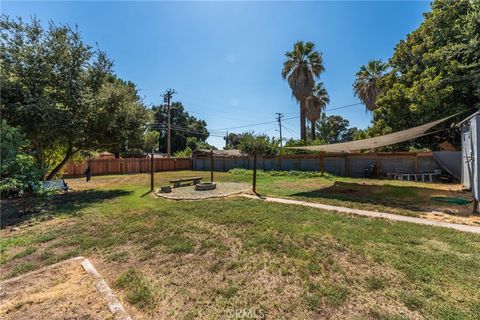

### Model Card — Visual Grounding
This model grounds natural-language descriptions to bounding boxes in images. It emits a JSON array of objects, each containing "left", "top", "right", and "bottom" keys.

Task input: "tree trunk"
[
  {"left": 311, "top": 120, "right": 316, "bottom": 141},
  {"left": 300, "top": 106, "right": 306, "bottom": 142},
  {"left": 45, "top": 143, "right": 74, "bottom": 180}
]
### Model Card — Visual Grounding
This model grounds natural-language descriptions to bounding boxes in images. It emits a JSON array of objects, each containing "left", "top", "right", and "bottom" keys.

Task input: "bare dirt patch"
[{"left": 0, "top": 258, "right": 121, "bottom": 320}]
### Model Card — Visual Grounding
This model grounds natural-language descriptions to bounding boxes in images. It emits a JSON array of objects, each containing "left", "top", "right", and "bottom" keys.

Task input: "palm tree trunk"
[
  {"left": 311, "top": 120, "right": 316, "bottom": 141},
  {"left": 300, "top": 106, "right": 306, "bottom": 141}
]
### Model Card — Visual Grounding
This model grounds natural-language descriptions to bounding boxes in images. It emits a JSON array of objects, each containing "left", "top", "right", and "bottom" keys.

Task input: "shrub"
[
  {"left": 229, "top": 168, "right": 331, "bottom": 179},
  {"left": 174, "top": 147, "right": 193, "bottom": 158},
  {"left": 1, "top": 121, "right": 42, "bottom": 196}
]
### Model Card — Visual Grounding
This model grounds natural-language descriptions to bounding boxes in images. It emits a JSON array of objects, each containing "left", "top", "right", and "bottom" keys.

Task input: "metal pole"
[
  {"left": 210, "top": 149, "right": 214, "bottom": 182},
  {"left": 150, "top": 148, "right": 154, "bottom": 191},
  {"left": 253, "top": 150, "right": 257, "bottom": 193}
]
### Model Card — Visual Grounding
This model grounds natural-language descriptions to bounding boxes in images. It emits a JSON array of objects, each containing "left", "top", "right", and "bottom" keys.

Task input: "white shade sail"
[{"left": 288, "top": 115, "right": 455, "bottom": 153}]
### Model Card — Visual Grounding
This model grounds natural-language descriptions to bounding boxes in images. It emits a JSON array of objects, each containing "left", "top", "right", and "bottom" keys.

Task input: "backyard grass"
[
  {"left": 65, "top": 169, "right": 475, "bottom": 221},
  {"left": 1, "top": 171, "right": 479, "bottom": 319}
]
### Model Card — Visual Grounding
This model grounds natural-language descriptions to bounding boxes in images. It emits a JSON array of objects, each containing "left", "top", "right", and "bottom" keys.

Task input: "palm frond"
[{"left": 353, "top": 59, "right": 388, "bottom": 111}]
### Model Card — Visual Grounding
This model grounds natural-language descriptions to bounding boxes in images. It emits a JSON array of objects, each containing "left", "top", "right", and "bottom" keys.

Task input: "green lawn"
[{"left": 1, "top": 171, "right": 479, "bottom": 319}]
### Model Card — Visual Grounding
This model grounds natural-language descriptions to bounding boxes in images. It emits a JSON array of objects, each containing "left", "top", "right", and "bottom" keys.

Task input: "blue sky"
[{"left": 3, "top": 1, "right": 431, "bottom": 148}]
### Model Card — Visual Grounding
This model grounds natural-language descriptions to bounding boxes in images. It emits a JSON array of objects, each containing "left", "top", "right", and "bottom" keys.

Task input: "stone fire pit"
[
  {"left": 155, "top": 182, "right": 249, "bottom": 200},
  {"left": 195, "top": 182, "right": 217, "bottom": 191}
]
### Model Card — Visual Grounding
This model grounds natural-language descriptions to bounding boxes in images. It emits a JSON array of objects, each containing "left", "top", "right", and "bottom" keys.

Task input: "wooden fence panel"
[{"left": 62, "top": 157, "right": 191, "bottom": 178}]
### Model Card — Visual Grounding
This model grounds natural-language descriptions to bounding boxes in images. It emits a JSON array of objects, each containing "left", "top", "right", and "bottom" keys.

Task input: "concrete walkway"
[{"left": 242, "top": 194, "right": 480, "bottom": 234}]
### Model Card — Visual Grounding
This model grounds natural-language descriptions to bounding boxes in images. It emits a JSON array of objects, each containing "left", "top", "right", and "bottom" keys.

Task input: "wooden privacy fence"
[{"left": 63, "top": 158, "right": 191, "bottom": 178}]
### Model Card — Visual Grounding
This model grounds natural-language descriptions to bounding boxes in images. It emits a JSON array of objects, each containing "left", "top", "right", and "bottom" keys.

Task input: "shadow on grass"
[
  {"left": 289, "top": 181, "right": 446, "bottom": 212},
  {"left": 1, "top": 189, "right": 132, "bottom": 229}
]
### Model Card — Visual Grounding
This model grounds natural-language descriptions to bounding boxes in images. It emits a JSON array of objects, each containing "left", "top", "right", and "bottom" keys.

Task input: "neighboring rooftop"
[{"left": 193, "top": 149, "right": 245, "bottom": 157}]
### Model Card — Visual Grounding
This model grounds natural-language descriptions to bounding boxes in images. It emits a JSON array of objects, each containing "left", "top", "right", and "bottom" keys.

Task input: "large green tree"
[
  {"left": 238, "top": 133, "right": 279, "bottom": 157},
  {"left": 152, "top": 102, "right": 209, "bottom": 154},
  {"left": 316, "top": 114, "right": 359, "bottom": 144},
  {"left": 282, "top": 41, "right": 325, "bottom": 141},
  {"left": 0, "top": 16, "right": 149, "bottom": 179},
  {"left": 371, "top": 0, "right": 480, "bottom": 149}
]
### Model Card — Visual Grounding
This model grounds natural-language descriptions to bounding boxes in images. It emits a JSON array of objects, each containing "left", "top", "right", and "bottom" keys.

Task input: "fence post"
[
  {"left": 320, "top": 156, "right": 324, "bottom": 176},
  {"left": 210, "top": 150, "right": 214, "bottom": 182},
  {"left": 414, "top": 154, "right": 419, "bottom": 173},
  {"left": 252, "top": 151, "right": 257, "bottom": 193},
  {"left": 150, "top": 150, "right": 154, "bottom": 191},
  {"left": 345, "top": 155, "right": 349, "bottom": 177},
  {"left": 376, "top": 154, "right": 381, "bottom": 177}
]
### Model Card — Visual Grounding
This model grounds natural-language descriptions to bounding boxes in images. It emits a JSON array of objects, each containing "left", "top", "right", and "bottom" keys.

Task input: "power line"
[
  {"left": 282, "top": 124, "right": 298, "bottom": 136},
  {"left": 211, "top": 119, "right": 280, "bottom": 131},
  {"left": 209, "top": 102, "right": 361, "bottom": 131},
  {"left": 326, "top": 102, "right": 362, "bottom": 112},
  {"left": 150, "top": 100, "right": 363, "bottom": 140},
  {"left": 148, "top": 123, "right": 225, "bottom": 138}
]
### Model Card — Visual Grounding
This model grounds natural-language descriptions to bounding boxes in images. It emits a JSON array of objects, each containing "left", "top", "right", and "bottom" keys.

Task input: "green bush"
[
  {"left": 229, "top": 168, "right": 330, "bottom": 179},
  {"left": 1, "top": 121, "right": 42, "bottom": 196},
  {"left": 174, "top": 147, "right": 193, "bottom": 158}
]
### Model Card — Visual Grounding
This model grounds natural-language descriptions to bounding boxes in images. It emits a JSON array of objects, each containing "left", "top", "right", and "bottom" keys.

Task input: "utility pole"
[
  {"left": 276, "top": 113, "right": 284, "bottom": 147},
  {"left": 150, "top": 147, "right": 154, "bottom": 192},
  {"left": 252, "top": 148, "right": 257, "bottom": 194},
  {"left": 163, "top": 89, "right": 176, "bottom": 157},
  {"left": 225, "top": 131, "right": 229, "bottom": 149}
]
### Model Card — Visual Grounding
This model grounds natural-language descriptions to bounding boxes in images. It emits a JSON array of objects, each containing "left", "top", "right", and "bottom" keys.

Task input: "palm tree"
[
  {"left": 353, "top": 60, "right": 388, "bottom": 112},
  {"left": 305, "top": 82, "right": 330, "bottom": 140},
  {"left": 282, "top": 41, "right": 324, "bottom": 141}
]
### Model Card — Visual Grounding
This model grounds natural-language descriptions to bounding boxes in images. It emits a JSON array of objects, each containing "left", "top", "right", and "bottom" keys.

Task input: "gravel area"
[{"left": 155, "top": 182, "right": 250, "bottom": 200}]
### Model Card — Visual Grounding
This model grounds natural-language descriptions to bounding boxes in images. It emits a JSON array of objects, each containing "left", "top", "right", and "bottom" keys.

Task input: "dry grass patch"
[{"left": 2, "top": 172, "right": 480, "bottom": 319}]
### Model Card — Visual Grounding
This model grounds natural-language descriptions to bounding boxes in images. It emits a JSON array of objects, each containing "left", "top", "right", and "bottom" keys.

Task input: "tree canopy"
[
  {"left": 152, "top": 102, "right": 209, "bottom": 154},
  {"left": 369, "top": 0, "right": 480, "bottom": 149},
  {"left": 316, "top": 114, "right": 360, "bottom": 144},
  {"left": 0, "top": 16, "right": 150, "bottom": 179},
  {"left": 238, "top": 133, "right": 280, "bottom": 157}
]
